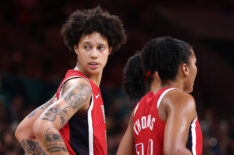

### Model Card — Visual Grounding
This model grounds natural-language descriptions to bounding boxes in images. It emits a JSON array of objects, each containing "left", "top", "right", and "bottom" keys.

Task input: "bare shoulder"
[
  {"left": 60, "top": 77, "right": 92, "bottom": 112},
  {"left": 163, "top": 89, "right": 196, "bottom": 117},
  {"left": 61, "top": 77, "right": 92, "bottom": 94}
]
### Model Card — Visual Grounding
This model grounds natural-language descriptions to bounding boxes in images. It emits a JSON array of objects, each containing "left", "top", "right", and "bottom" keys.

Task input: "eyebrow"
[{"left": 83, "top": 41, "right": 106, "bottom": 45}]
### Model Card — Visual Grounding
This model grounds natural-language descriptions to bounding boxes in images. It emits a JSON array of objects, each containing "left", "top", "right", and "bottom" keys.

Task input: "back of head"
[
  {"left": 142, "top": 36, "right": 192, "bottom": 83},
  {"left": 124, "top": 36, "right": 193, "bottom": 104},
  {"left": 61, "top": 6, "right": 127, "bottom": 53},
  {"left": 124, "top": 54, "right": 146, "bottom": 104}
]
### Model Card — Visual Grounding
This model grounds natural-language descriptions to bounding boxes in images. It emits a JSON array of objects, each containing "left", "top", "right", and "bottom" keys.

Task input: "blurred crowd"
[{"left": 0, "top": 0, "right": 233, "bottom": 155}]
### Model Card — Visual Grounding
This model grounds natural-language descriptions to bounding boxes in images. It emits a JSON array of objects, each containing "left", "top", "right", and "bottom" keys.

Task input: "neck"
[
  {"left": 150, "top": 77, "right": 161, "bottom": 93},
  {"left": 74, "top": 65, "right": 102, "bottom": 87},
  {"left": 160, "top": 78, "right": 184, "bottom": 91},
  {"left": 89, "top": 74, "right": 102, "bottom": 86},
  {"left": 151, "top": 75, "right": 184, "bottom": 93}
]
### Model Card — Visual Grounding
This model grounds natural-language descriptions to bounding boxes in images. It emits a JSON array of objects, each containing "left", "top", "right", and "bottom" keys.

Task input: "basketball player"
[
  {"left": 15, "top": 6, "right": 126, "bottom": 155},
  {"left": 117, "top": 37, "right": 202, "bottom": 155}
]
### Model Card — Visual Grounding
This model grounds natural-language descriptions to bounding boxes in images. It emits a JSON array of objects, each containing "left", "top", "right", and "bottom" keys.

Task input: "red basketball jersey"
[
  {"left": 133, "top": 87, "right": 203, "bottom": 155},
  {"left": 55, "top": 70, "right": 107, "bottom": 155}
]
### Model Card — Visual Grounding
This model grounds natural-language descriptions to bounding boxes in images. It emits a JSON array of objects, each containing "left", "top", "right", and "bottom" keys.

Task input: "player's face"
[
  {"left": 184, "top": 50, "right": 197, "bottom": 93},
  {"left": 74, "top": 32, "right": 111, "bottom": 76}
]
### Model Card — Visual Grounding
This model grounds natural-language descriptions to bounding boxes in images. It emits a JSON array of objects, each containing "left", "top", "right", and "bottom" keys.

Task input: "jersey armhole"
[
  {"left": 157, "top": 88, "right": 177, "bottom": 109},
  {"left": 59, "top": 76, "right": 92, "bottom": 98},
  {"left": 133, "top": 102, "right": 140, "bottom": 116}
]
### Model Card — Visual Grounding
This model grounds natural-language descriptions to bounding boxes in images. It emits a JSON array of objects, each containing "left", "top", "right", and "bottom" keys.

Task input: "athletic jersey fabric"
[
  {"left": 133, "top": 87, "right": 203, "bottom": 155},
  {"left": 55, "top": 70, "right": 107, "bottom": 155}
]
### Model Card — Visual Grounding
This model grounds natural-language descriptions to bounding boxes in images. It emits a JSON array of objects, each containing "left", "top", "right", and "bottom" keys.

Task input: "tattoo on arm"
[
  {"left": 21, "top": 139, "right": 46, "bottom": 155},
  {"left": 44, "top": 127, "right": 68, "bottom": 153},
  {"left": 41, "top": 105, "right": 60, "bottom": 121},
  {"left": 28, "top": 96, "right": 56, "bottom": 119},
  {"left": 40, "top": 105, "right": 69, "bottom": 127},
  {"left": 64, "top": 83, "right": 91, "bottom": 110},
  {"left": 40, "top": 83, "right": 91, "bottom": 127}
]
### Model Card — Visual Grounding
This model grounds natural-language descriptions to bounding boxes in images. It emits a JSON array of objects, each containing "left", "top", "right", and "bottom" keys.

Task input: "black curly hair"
[
  {"left": 124, "top": 36, "right": 193, "bottom": 103},
  {"left": 61, "top": 6, "right": 127, "bottom": 52}
]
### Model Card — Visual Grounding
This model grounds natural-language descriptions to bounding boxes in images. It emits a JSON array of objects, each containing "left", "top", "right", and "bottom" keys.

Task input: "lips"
[{"left": 88, "top": 62, "right": 100, "bottom": 69}]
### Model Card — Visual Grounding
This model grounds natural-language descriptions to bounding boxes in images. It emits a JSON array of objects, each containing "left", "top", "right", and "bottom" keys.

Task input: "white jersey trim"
[
  {"left": 134, "top": 102, "right": 140, "bottom": 116},
  {"left": 88, "top": 96, "right": 94, "bottom": 155},
  {"left": 157, "top": 88, "right": 176, "bottom": 109},
  {"left": 191, "top": 116, "right": 197, "bottom": 155}
]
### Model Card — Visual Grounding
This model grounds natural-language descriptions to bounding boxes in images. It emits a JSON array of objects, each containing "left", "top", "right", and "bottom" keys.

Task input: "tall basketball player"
[
  {"left": 15, "top": 6, "right": 127, "bottom": 155},
  {"left": 117, "top": 37, "right": 202, "bottom": 155}
]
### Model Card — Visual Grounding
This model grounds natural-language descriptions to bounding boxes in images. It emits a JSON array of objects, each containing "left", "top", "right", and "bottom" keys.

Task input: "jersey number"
[{"left": 136, "top": 139, "right": 153, "bottom": 155}]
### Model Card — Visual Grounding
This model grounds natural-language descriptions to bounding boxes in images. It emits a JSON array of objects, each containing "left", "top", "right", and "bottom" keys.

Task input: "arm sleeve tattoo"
[
  {"left": 43, "top": 127, "right": 68, "bottom": 153},
  {"left": 35, "top": 82, "right": 91, "bottom": 154},
  {"left": 21, "top": 139, "right": 46, "bottom": 155},
  {"left": 28, "top": 95, "right": 56, "bottom": 119},
  {"left": 40, "top": 83, "right": 91, "bottom": 128}
]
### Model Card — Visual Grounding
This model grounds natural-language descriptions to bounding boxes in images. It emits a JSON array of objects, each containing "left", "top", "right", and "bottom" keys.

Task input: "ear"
[
  {"left": 153, "top": 71, "right": 160, "bottom": 80},
  {"left": 108, "top": 47, "right": 112, "bottom": 54},
  {"left": 181, "top": 63, "right": 189, "bottom": 77},
  {"left": 74, "top": 44, "right": 79, "bottom": 55}
]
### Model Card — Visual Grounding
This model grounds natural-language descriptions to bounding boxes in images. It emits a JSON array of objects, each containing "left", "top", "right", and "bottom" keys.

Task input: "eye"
[
  {"left": 97, "top": 46, "right": 105, "bottom": 51},
  {"left": 84, "top": 45, "right": 90, "bottom": 50}
]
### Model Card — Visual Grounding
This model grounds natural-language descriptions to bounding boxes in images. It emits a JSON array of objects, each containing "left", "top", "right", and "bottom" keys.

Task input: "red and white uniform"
[
  {"left": 133, "top": 87, "right": 203, "bottom": 155},
  {"left": 55, "top": 70, "right": 107, "bottom": 155}
]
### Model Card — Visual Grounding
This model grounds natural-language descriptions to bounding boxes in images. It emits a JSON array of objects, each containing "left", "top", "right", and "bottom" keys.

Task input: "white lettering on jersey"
[
  {"left": 142, "top": 116, "right": 146, "bottom": 129},
  {"left": 134, "top": 114, "right": 155, "bottom": 135}
]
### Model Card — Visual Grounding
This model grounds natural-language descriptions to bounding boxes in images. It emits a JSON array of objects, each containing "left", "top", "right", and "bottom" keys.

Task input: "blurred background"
[{"left": 0, "top": 0, "right": 233, "bottom": 154}]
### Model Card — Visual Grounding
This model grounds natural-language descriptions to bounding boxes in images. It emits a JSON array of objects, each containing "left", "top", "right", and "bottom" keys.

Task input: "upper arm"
[
  {"left": 163, "top": 91, "right": 196, "bottom": 154},
  {"left": 117, "top": 111, "right": 135, "bottom": 155},
  {"left": 36, "top": 78, "right": 92, "bottom": 130}
]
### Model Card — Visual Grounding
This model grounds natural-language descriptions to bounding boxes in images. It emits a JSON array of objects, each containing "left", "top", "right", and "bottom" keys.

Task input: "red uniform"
[
  {"left": 133, "top": 87, "right": 203, "bottom": 155},
  {"left": 55, "top": 70, "right": 107, "bottom": 155}
]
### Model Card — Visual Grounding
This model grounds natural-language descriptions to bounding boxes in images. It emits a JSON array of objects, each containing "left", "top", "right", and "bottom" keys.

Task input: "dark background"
[{"left": 0, "top": 0, "right": 233, "bottom": 154}]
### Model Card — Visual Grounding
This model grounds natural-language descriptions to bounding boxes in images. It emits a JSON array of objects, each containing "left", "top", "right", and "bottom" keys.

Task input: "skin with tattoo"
[
  {"left": 32, "top": 78, "right": 92, "bottom": 154},
  {"left": 20, "top": 139, "right": 46, "bottom": 155},
  {"left": 44, "top": 127, "right": 68, "bottom": 153},
  {"left": 28, "top": 96, "right": 56, "bottom": 119},
  {"left": 15, "top": 96, "right": 55, "bottom": 154},
  {"left": 16, "top": 79, "right": 92, "bottom": 154}
]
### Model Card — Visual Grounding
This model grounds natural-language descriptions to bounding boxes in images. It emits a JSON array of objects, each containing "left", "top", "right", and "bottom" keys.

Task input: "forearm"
[
  {"left": 15, "top": 95, "right": 55, "bottom": 142},
  {"left": 117, "top": 112, "right": 135, "bottom": 155},
  {"left": 35, "top": 126, "right": 69, "bottom": 155},
  {"left": 20, "top": 139, "right": 46, "bottom": 155}
]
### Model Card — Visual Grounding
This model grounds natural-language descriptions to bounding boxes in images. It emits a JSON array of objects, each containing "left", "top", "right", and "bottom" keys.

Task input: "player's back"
[
  {"left": 133, "top": 87, "right": 203, "bottom": 155},
  {"left": 133, "top": 88, "right": 171, "bottom": 155}
]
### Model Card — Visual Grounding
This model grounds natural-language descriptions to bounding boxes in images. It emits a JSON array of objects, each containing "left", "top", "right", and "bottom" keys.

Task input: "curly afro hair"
[{"left": 61, "top": 6, "right": 127, "bottom": 52}]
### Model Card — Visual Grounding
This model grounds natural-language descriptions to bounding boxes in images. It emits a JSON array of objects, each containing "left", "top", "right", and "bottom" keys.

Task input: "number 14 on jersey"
[{"left": 136, "top": 139, "right": 153, "bottom": 155}]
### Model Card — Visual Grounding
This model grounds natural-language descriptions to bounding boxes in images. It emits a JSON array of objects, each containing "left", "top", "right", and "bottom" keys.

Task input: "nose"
[{"left": 90, "top": 48, "right": 98, "bottom": 59}]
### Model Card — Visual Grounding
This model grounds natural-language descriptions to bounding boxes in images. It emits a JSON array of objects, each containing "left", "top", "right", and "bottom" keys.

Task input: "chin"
[{"left": 88, "top": 69, "right": 102, "bottom": 75}]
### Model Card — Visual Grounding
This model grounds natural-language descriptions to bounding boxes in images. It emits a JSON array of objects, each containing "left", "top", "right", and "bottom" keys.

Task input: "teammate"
[
  {"left": 117, "top": 36, "right": 202, "bottom": 155},
  {"left": 15, "top": 6, "right": 126, "bottom": 155}
]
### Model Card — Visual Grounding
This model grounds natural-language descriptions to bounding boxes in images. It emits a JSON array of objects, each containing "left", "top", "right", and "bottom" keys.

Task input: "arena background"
[{"left": 0, "top": 0, "right": 233, "bottom": 154}]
